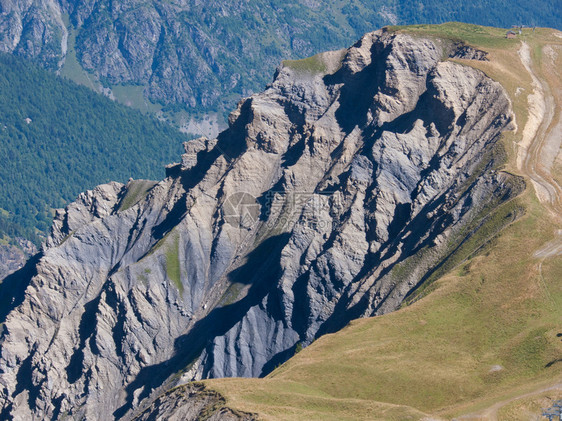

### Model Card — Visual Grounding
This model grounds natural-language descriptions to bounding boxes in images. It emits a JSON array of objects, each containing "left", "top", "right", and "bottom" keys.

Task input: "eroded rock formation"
[{"left": 0, "top": 30, "right": 523, "bottom": 420}]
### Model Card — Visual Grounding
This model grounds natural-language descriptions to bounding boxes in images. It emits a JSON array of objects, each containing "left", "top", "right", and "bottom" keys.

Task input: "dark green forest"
[{"left": 0, "top": 53, "right": 187, "bottom": 245}]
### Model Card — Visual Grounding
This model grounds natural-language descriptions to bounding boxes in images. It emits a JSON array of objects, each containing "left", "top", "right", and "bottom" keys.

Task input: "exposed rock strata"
[
  {"left": 0, "top": 0, "right": 68, "bottom": 70},
  {"left": 450, "top": 43, "right": 489, "bottom": 61},
  {"left": 0, "top": 238, "right": 37, "bottom": 281},
  {"left": 0, "top": 31, "right": 522, "bottom": 420},
  {"left": 133, "top": 383, "right": 257, "bottom": 421}
]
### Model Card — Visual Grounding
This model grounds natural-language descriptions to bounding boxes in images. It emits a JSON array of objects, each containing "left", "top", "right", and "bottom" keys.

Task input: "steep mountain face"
[
  {"left": 0, "top": 0, "right": 67, "bottom": 70},
  {"left": 0, "top": 30, "right": 523, "bottom": 420},
  {"left": 0, "top": 239, "right": 37, "bottom": 281},
  {"left": 133, "top": 383, "right": 257, "bottom": 421},
  {"left": 0, "top": 0, "right": 559, "bottom": 117}
]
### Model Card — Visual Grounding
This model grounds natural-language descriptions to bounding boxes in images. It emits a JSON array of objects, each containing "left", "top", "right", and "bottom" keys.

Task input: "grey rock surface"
[
  {"left": 0, "top": 31, "right": 522, "bottom": 420},
  {"left": 0, "top": 0, "right": 68, "bottom": 70},
  {"left": 0, "top": 238, "right": 37, "bottom": 281},
  {"left": 132, "top": 383, "right": 257, "bottom": 421},
  {"left": 1, "top": 0, "right": 555, "bottom": 118}
]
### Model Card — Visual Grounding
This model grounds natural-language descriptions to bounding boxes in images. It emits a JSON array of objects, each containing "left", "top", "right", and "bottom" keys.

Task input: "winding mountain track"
[
  {"left": 454, "top": 382, "right": 562, "bottom": 421},
  {"left": 518, "top": 42, "right": 562, "bottom": 259},
  {"left": 454, "top": 39, "right": 562, "bottom": 421}
]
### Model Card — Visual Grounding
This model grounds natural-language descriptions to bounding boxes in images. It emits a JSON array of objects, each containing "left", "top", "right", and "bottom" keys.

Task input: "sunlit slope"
[{"left": 204, "top": 24, "right": 562, "bottom": 420}]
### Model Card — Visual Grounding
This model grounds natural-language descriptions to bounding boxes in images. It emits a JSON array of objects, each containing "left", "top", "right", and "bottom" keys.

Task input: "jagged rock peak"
[{"left": 0, "top": 30, "right": 522, "bottom": 420}]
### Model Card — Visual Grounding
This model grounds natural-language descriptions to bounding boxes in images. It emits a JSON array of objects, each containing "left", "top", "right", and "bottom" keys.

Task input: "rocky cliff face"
[
  {"left": 0, "top": 31, "right": 522, "bottom": 420},
  {"left": 0, "top": 0, "right": 67, "bottom": 70},
  {"left": 133, "top": 383, "right": 257, "bottom": 421},
  {"left": 0, "top": 239, "right": 37, "bottom": 282}
]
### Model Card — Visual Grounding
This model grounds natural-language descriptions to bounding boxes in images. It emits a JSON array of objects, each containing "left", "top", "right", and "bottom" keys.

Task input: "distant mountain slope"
[
  {"left": 0, "top": 52, "right": 187, "bottom": 245},
  {"left": 0, "top": 0, "right": 559, "bottom": 125}
]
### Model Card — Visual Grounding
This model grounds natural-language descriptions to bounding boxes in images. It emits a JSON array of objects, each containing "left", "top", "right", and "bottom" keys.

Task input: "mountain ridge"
[
  {"left": 0, "top": 25, "right": 538, "bottom": 420},
  {"left": 204, "top": 24, "right": 562, "bottom": 420}
]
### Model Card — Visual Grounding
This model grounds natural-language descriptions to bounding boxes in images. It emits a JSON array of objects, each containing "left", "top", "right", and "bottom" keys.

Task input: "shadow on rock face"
[
  {"left": 113, "top": 233, "right": 291, "bottom": 419},
  {"left": 324, "top": 41, "right": 389, "bottom": 134},
  {"left": 0, "top": 252, "right": 41, "bottom": 325}
]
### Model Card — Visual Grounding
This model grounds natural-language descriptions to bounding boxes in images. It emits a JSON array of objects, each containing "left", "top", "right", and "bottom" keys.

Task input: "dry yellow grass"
[{"left": 496, "top": 386, "right": 562, "bottom": 420}]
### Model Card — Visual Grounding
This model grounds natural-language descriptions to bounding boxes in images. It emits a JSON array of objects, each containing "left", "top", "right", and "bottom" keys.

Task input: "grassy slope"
[
  {"left": 203, "top": 24, "right": 562, "bottom": 420},
  {"left": 59, "top": 25, "right": 98, "bottom": 91},
  {"left": 118, "top": 180, "right": 158, "bottom": 212}
]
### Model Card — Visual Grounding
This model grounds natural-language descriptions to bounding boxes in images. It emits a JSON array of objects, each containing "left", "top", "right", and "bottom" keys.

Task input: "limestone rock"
[
  {"left": 133, "top": 383, "right": 257, "bottom": 421},
  {"left": 0, "top": 31, "right": 522, "bottom": 420},
  {"left": 0, "top": 238, "right": 37, "bottom": 281}
]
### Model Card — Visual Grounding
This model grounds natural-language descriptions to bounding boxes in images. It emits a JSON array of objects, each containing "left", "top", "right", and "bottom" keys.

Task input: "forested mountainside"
[
  {"left": 0, "top": 0, "right": 559, "bottom": 123},
  {"left": 0, "top": 25, "right": 537, "bottom": 420},
  {"left": 0, "top": 52, "right": 187, "bottom": 247}
]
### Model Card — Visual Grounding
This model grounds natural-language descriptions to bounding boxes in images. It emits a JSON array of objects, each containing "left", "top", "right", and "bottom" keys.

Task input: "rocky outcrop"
[
  {"left": 0, "top": 0, "right": 68, "bottom": 70},
  {"left": 0, "top": 30, "right": 522, "bottom": 420},
  {"left": 133, "top": 383, "right": 257, "bottom": 421},
  {"left": 45, "top": 181, "right": 125, "bottom": 248},
  {"left": 0, "top": 239, "right": 37, "bottom": 281},
  {"left": 450, "top": 43, "right": 489, "bottom": 61}
]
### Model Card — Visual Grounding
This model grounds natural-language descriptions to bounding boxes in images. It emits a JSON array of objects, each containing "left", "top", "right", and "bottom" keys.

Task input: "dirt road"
[
  {"left": 454, "top": 40, "right": 562, "bottom": 421},
  {"left": 518, "top": 42, "right": 562, "bottom": 259},
  {"left": 454, "top": 382, "right": 562, "bottom": 421}
]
